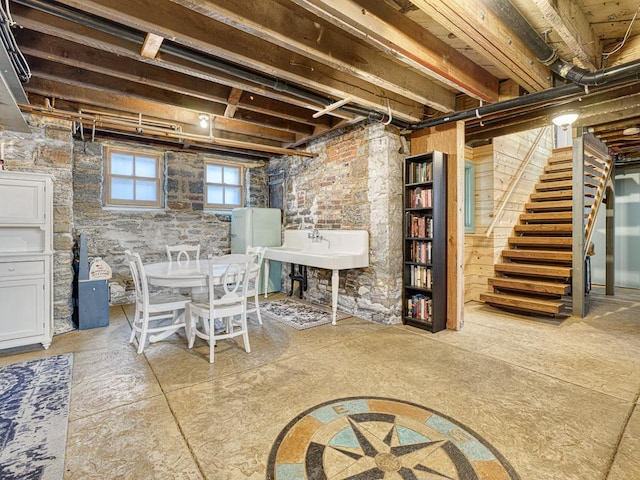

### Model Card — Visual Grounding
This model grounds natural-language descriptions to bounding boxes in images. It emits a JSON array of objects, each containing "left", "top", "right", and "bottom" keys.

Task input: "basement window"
[
  {"left": 465, "top": 161, "right": 475, "bottom": 234},
  {"left": 104, "top": 148, "right": 163, "bottom": 208},
  {"left": 204, "top": 161, "right": 244, "bottom": 209}
]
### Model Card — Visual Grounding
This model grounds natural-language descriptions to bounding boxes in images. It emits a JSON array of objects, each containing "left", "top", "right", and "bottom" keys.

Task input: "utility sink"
[
  {"left": 263, "top": 229, "right": 369, "bottom": 325},
  {"left": 264, "top": 229, "right": 369, "bottom": 270}
]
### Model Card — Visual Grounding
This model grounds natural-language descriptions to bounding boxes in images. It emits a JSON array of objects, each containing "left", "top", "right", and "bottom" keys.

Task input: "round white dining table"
[
  {"left": 143, "top": 257, "right": 248, "bottom": 343},
  {"left": 144, "top": 258, "right": 244, "bottom": 288}
]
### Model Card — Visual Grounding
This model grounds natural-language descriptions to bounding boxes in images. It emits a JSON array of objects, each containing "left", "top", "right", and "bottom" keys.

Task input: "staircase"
[{"left": 480, "top": 143, "right": 612, "bottom": 316}]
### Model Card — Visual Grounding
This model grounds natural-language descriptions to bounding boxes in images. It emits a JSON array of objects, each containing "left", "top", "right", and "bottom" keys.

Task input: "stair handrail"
[
  {"left": 485, "top": 126, "right": 549, "bottom": 237},
  {"left": 582, "top": 136, "right": 613, "bottom": 258}
]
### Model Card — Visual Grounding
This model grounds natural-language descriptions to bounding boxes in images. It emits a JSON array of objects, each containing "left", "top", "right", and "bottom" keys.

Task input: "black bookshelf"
[{"left": 402, "top": 151, "right": 447, "bottom": 332}]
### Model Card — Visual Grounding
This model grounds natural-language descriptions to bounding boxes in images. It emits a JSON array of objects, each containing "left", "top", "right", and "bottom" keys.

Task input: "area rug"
[
  {"left": 259, "top": 297, "right": 351, "bottom": 330},
  {"left": 0, "top": 354, "right": 74, "bottom": 480}
]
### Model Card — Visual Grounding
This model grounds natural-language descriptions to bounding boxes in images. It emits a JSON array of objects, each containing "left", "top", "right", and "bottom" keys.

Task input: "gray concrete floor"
[{"left": 1, "top": 287, "right": 639, "bottom": 479}]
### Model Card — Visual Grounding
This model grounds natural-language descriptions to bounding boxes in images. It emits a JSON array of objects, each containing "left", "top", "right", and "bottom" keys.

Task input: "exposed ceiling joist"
[
  {"left": 4, "top": 0, "right": 640, "bottom": 159},
  {"left": 528, "top": 0, "right": 600, "bottom": 70},
  {"left": 170, "top": 0, "right": 457, "bottom": 113},
  {"left": 13, "top": 5, "right": 356, "bottom": 121},
  {"left": 289, "top": 0, "right": 499, "bottom": 103},
  {"left": 42, "top": 0, "right": 426, "bottom": 122},
  {"left": 410, "top": 0, "right": 551, "bottom": 92}
]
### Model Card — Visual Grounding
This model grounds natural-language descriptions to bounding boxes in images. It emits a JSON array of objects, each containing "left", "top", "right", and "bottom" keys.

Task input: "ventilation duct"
[
  {"left": 0, "top": 5, "right": 30, "bottom": 132},
  {"left": 0, "top": 40, "right": 29, "bottom": 132}
]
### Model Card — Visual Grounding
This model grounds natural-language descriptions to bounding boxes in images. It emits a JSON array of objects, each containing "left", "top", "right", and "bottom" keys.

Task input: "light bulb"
[
  {"left": 551, "top": 111, "right": 579, "bottom": 129},
  {"left": 198, "top": 114, "right": 208, "bottom": 129}
]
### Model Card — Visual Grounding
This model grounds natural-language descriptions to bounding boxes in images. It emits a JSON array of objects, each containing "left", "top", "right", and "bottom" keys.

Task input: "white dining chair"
[
  {"left": 245, "top": 246, "right": 266, "bottom": 324},
  {"left": 166, "top": 244, "right": 201, "bottom": 263},
  {"left": 124, "top": 250, "right": 191, "bottom": 354},
  {"left": 186, "top": 253, "right": 255, "bottom": 363}
]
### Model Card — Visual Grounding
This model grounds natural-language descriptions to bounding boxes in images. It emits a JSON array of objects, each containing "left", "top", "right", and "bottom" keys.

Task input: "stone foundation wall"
[
  {"left": 2, "top": 114, "right": 404, "bottom": 330},
  {"left": 268, "top": 122, "right": 404, "bottom": 324},
  {"left": 73, "top": 143, "right": 268, "bottom": 306},
  {"left": 2, "top": 114, "right": 268, "bottom": 333},
  {"left": 0, "top": 115, "right": 75, "bottom": 333}
]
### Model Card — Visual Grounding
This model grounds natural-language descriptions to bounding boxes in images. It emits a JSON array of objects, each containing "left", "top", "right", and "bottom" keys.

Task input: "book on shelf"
[
  {"left": 409, "top": 265, "right": 432, "bottom": 289},
  {"left": 407, "top": 294, "right": 433, "bottom": 321},
  {"left": 408, "top": 162, "right": 433, "bottom": 184},
  {"left": 410, "top": 241, "right": 432, "bottom": 264},
  {"left": 409, "top": 187, "right": 432, "bottom": 208},
  {"left": 406, "top": 214, "right": 433, "bottom": 238}
]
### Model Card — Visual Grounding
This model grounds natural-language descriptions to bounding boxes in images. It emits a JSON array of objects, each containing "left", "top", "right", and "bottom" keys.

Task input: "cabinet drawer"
[{"left": 0, "top": 260, "right": 45, "bottom": 277}]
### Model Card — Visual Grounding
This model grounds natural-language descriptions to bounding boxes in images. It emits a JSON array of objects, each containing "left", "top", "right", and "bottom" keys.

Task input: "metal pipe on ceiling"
[
  {"left": 484, "top": 0, "right": 640, "bottom": 86},
  {"left": 12, "top": 0, "right": 640, "bottom": 135},
  {"left": 12, "top": 0, "right": 375, "bottom": 119},
  {"left": 406, "top": 0, "right": 640, "bottom": 131}
]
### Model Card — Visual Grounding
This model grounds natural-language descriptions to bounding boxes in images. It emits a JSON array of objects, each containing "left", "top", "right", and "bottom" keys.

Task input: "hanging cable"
[
  {"left": 602, "top": 4, "right": 640, "bottom": 60},
  {"left": 0, "top": 1, "right": 31, "bottom": 82},
  {"left": 3, "top": 0, "right": 14, "bottom": 25},
  {"left": 382, "top": 98, "right": 392, "bottom": 126}
]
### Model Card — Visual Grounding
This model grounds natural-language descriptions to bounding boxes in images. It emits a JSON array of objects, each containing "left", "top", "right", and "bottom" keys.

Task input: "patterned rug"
[
  {"left": 0, "top": 354, "right": 74, "bottom": 480},
  {"left": 259, "top": 297, "right": 351, "bottom": 330}
]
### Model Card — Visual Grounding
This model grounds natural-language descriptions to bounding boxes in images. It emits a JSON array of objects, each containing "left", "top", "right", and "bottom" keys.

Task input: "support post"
[
  {"left": 605, "top": 187, "right": 615, "bottom": 295},
  {"left": 572, "top": 128, "right": 585, "bottom": 317}
]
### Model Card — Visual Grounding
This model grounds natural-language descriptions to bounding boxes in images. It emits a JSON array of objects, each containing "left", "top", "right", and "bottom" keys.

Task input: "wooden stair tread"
[
  {"left": 520, "top": 212, "right": 573, "bottom": 223},
  {"left": 536, "top": 180, "right": 598, "bottom": 191},
  {"left": 544, "top": 163, "right": 572, "bottom": 173},
  {"left": 495, "top": 263, "right": 572, "bottom": 278},
  {"left": 488, "top": 277, "right": 570, "bottom": 295},
  {"left": 480, "top": 292, "right": 565, "bottom": 315},
  {"left": 540, "top": 172, "right": 572, "bottom": 182},
  {"left": 514, "top": 224, "right": 573, "bottom": 234},
  {"left": 549, "top": 147, "right": 572, "bottom": 161},
  {"left": 502, "top": 248, "right": 572, "bottom": 262},
  {"left": 530, "top": 190, "right": 594, "bottom": 200},
  {"left": 509, "top": 237, "right": 572, "bottom": 247},
  {"left": 525, "top": 200, "right": 573, "bottom": 211}
]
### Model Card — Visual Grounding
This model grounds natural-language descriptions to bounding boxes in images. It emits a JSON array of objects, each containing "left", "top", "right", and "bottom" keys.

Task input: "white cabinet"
[{"left": 0, "top": 172, "right": 53, "bottom": 350}]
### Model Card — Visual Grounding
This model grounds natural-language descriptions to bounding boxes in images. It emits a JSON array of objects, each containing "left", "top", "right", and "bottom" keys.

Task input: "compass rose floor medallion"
[{"left": 267, "top": 397, "right": 519, "bottom": 480}]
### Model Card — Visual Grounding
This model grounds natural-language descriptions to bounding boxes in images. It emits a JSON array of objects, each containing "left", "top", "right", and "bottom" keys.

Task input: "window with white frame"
[
  {"left": 104, "top": 148, "right": 163, "bottom": 207},
  {"left": 204, "top": 162, "right": 244, "bottom": 209}
]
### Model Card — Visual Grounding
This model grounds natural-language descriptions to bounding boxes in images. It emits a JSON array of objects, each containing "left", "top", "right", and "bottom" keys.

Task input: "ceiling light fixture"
[
  {"left": 551, "top": 111, "right": 579, "bottom": 130},
  {"left": 623, "top": 126, "right": 640, "bottom": 135},
  {"left": 198, "top": 113, "right": 209, "bottom": 129}
]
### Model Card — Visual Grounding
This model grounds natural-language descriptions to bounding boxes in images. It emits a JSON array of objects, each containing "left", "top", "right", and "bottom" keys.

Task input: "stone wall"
[
  {"left": 0, "top": 115, "right": 75, "bottom": 333},
  {"left": 2, "top": 114, "right": 417, "bottom": 328},
  {"left": 268, "top": 122, "right": 404, "bottom": 324},
  {"left": 73, "top": 142, "right": 268, "bottom": 305},
  {"left": 2, "top": 114, "right": 268, "bottom": 333}
]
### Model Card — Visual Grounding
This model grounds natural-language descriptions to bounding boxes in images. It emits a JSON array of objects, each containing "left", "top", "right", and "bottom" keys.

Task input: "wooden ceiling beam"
[
  {"left": 410, "top": 0, "right": 551, "bottom": 92},
  {"left": 45, "top": 0, "right": 427, "bottom": 122},
  {"left": 529, "top": 0, "right": 599, "bottom": 70},
  {"left": 24, "top": 74, "right": 302, "bottom": 144},
  {"left": 289, "top": 0, "right": 498, "bottom": 103},
  {"left": 24, "top": 46, "right": 318, "bottom": 137},
  {"left": 12, "top": 5, "right": 355, "bottom": 122},
  {"left": 21, "top": 35, "right": 329, "bottom": 132},
  {"left": 169, "top": 0, "right": 457, "bottom": 112}
]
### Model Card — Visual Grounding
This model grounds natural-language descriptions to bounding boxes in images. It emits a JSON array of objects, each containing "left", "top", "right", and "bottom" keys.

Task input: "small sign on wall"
[{"left": 89, "top": 257, "right": 112, "bottom": 280}]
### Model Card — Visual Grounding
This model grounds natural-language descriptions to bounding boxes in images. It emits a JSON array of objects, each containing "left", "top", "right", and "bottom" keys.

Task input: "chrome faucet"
[{"left": 308, "top": 228, "right": 323, "bottom": 242}]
